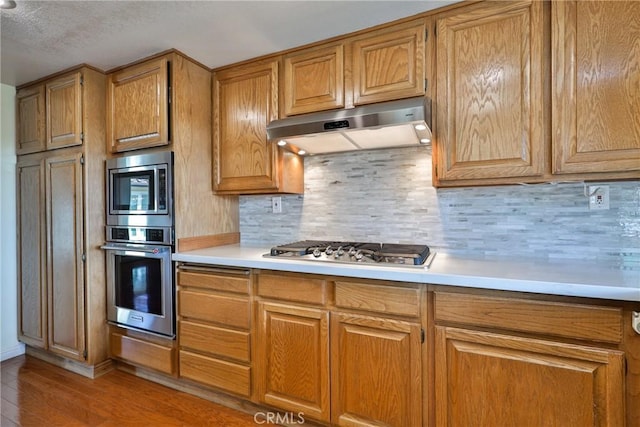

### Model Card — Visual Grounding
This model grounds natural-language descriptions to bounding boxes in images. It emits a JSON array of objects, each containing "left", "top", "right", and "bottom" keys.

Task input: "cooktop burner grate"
[{"left": 268, "top": 240, "right": 432, "bottom": 267}]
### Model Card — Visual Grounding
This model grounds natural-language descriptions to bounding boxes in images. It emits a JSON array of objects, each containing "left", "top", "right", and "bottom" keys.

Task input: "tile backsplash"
[{"left": 240, "top": 146, "right": 640, "bottom": 269}]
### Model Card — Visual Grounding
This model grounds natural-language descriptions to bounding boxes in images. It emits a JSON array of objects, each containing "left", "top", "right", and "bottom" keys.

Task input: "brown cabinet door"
[
  {"left": 213, "top": 59, "right": 281, "bottom": 193},
  {"left": 351, "top": 20, "right": 426, "bottom": 106},
  {"left": 434, "top": 326, "right": 625, "bottom": 427},
  {"left": 16, "top": 85, "right": 46, "bottom": 154},
  {"left": 107, "top": 57, "right": 169, "bottom": 152},
  {"left": 435, "top": 1, "right": 545, "bottom": 182},
  {"left": 46, "top": 72, "right": 83, "bottom": 150},
  {"left": 282, "top": 43, "right": 345, "bottom": 116},
  {"left": 45, "top": 152, "right": 85, "bottom": 361},
  {"left": 256, "top": 301, "right": 330, "bottom": 422},
  {"left": 16, "top": 156, "right": 47, "bottom": 348},
  {"left": 552, "top": 1, "right": 640, "bottom": 174},
  {"left": 331, "top": 312, "right": 422, "bottom": 427}
]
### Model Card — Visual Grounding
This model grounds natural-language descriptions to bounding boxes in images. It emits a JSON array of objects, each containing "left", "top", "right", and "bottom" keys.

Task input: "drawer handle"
[{"left": 178, "top": 264, "right": 250, "bottom": 275}]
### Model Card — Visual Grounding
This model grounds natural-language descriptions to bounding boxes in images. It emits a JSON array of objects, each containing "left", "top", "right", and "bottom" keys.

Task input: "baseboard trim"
[
  {"left": 113, "top": 361, "right": 324, "bottom": 426},
  {"left": 1, "top": 343, "right": 25, "bottom": 362},
  {"left": 25, "top": 346, "right": 114, "bottom": 378}
]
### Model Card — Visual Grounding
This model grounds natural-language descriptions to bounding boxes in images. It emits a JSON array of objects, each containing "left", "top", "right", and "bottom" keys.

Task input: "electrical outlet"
[
  {"left": 588, "top": 185, "right": 610, "bottom": 210},
  {"left": 271, "top": 196, "right": 282, "bottom": 213}
]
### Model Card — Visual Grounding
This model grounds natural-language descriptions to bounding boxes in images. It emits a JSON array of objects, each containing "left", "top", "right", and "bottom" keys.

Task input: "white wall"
[{"left": 1, "top": 83, "right": 25, "bottom": 360}]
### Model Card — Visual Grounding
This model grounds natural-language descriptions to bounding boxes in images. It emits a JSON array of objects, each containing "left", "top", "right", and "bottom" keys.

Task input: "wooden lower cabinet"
[
  {"left": 256, "top": 301, "right": 331, "bottom": 422},
  {"left": 434, "top": 326, "right": 625, "bottom": 427},
  {"left": 177, "top": 267, "right": 253, "bottom": 397},
  {"left": 171, "top": 269, "right": 638, "bottom": 427},
  {"left": 331, "top": 312, "right": 422, "bottom": 427},
  {"left": 255, "top": 273, "right": 423, "bottom": 426},
  {"left": 109, "top": 329, "right": 176, "bottom": 375},
  {"left": 431, "top": 290, "right": 634, "bottom": 427}
]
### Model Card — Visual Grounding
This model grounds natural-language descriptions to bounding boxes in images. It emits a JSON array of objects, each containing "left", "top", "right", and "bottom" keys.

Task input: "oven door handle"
[{"left": 100, "top": 244, "right": 165, "bottom": 254}]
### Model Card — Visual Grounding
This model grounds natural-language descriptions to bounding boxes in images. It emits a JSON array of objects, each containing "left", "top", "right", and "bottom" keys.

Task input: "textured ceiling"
[{"left": 0, "top": 0, "right": 458, "bottom": 87}]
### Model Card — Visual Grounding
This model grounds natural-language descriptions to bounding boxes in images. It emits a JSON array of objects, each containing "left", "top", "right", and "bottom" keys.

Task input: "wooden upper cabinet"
[
  {"left": 435, "top": 0, "right": 545, "bottom": 183},
  {"left": 213, "top": 58, "right": 303, "bottom": 194},
  {"left": 351, "top": 19, "right": 426, "bottom": 106},
  {"left": 16, "top": 85, "right": 46, "bottom": 154},
  {"left": 46, "top": 72, "right": 83, "bottom": 150},
  {"left": 552, "top": 1, "right": 640, "bottom": 174},
  {"left": 282, "top": 43, "right": 345, "bottom": 116},
  {"left": 107, "top": 57, "right": 169, "bottom": 153},
  {"left": 17, "top": 71, "right": 83, "bottom": 154},
  {"left": 434, "top": 326, "right": 625, "bottom": 427}
]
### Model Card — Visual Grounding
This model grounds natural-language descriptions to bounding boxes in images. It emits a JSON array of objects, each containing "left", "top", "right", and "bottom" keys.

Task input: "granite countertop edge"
[{"left": 172, "top": 244, "right": 640, "bottom": 302}]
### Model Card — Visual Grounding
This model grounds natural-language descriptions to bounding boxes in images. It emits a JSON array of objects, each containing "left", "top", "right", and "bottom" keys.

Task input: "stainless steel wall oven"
[{"left": 102, "top": 151, "right": 175, "bottom": 337}]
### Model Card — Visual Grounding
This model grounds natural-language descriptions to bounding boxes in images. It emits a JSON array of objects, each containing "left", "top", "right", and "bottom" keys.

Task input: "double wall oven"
[{"left": 102, "top": 151, "right": 175, "bottom": 337}]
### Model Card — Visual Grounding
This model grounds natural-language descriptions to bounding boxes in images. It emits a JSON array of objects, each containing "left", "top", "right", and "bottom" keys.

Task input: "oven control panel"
[{"left": 107, "top": 226, "right": 173, "bottom": 246}]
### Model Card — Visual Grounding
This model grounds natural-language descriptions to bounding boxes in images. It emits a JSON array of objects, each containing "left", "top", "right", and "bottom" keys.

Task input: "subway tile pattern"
[{"left": 240, "top": 147, "right": 640, "bottom": 270}]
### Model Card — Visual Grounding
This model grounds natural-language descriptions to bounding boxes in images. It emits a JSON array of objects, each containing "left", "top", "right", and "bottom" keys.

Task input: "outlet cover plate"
[{"left": 588, "top": 185, "right": 610, "bottom": 210}]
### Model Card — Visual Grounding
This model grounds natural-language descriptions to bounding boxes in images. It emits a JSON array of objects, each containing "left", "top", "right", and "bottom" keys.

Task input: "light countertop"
[{"left": 173, "top": 244, "right": 640, "bottom": 302}]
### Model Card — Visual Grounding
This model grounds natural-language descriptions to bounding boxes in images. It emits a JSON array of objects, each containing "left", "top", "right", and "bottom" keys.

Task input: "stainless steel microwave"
[{"left": 106, "top": 151, "right": 174, "bottom": 228}]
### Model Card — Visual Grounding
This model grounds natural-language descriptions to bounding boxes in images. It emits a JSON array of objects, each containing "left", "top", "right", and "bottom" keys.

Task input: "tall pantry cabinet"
[{"left": 15, "top": 66, "right": 110, "bottom": 376}]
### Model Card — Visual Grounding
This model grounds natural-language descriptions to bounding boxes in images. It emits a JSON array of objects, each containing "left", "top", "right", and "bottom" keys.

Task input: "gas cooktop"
[{"left": 265, "top": 240, "right": 435, "bottom": 268}]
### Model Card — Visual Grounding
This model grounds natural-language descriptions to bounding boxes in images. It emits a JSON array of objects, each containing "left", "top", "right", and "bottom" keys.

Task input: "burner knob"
[
  {"left": 354, "top": 250, "right": 364, "bottom": 261},
  {"left": 312, "top": 248, "right": 322, "bottom": 258},
  {"left": 336, "top": 246, "right": 344, "bottom": 256},
  {"left": 348, "top": 246, "right": 356, "bottom": 256},
  {"left": 325, "top": 246, "right": 333, "bottom": 256}
]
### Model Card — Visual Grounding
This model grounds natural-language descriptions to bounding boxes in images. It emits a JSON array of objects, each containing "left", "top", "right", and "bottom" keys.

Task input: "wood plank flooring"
[{"left": 1, "top": 355, "right": 257, "bottom": 426}]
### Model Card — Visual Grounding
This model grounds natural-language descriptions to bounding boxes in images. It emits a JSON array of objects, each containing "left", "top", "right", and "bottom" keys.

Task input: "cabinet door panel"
[
  {"left": 107, "top": 58, "right": 169, "bottom": 152},
  {"left": 16, "top": 157, "right": 47, "bottom": 348},
  {"left": 283, "top": 44, "right": 344, "bottom": 115},
  {"left": 352, "top": 20, "right": 426, "bottom": 105},
  {"left": 331, "top": 313, "right": 422, "bottom": 427},
  {"left": 46, "top": 72, "right": 83, "bottom": 150},
  {"left": 16, "top": 85, "right": 46, "bottom": 154},
  {"left": 214, "top": 60, "right": 280, "bottom": 193},
  {"left": 257, "top": 302, "right": 330, "bottom": 422},
  {"left": 46, "top": 152, "right": 85, "bottom": 361},
  {"left": 435, "top": 326, "right": 625, "bottom": 427},
  {"left": 553, "top": 1, "right": 640, "bottom": 173},
  {"left": 436, "top": 1, "right": 544, "bottom": 181}
]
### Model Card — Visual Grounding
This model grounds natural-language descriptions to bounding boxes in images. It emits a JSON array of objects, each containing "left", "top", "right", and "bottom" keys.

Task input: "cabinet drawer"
[
  {"left": 180, "top": 350, "right": 251, "bottom": 397},
  {"left": 434, "top": 292, "right": 623, "bottom": 344},
  {"left": 179, "top": 320, "right": 250, "bottom": 363},
  {"left": 110, "top": 332, "right": 175, "bottom": 374},
  {"left": 178, "top": 290, "right": 250, "bottom": 329},
  {"left": 335, "top": 281, "right": 421, "bottom": 317},
  {"left": 258, "top": 273, "right": 328, "bottom": 305},
  {"left": 178, "top": 270, "right": 249, "bottom": 295}
]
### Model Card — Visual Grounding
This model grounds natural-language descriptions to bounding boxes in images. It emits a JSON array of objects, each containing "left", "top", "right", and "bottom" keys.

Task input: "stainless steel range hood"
[{"left": 266, "top": 96, "right": 432, "bottom": 155}]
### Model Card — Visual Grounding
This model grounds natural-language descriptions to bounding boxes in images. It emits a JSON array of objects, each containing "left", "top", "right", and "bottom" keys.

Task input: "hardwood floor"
[{"left": 1, "top": 355, "right": 257, "bottom": 426}]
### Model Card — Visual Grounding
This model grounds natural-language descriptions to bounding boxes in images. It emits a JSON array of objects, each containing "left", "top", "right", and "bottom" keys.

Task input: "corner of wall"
[{"left": 1, "top": 83, "right": 25, "bottom": 360}]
